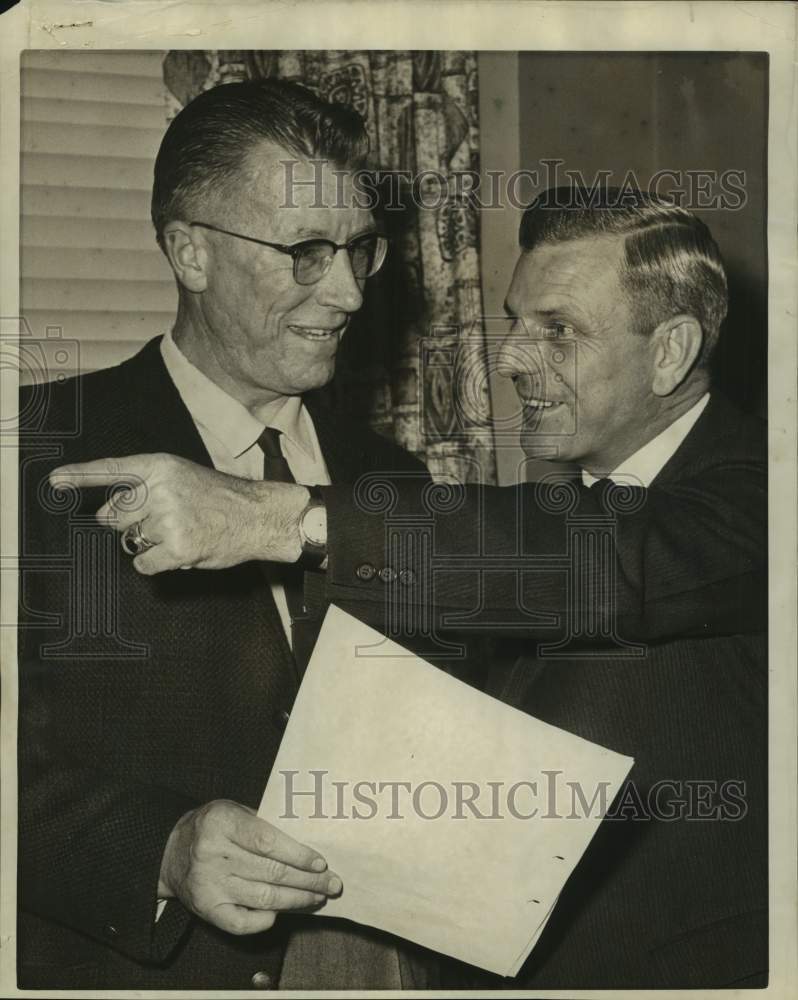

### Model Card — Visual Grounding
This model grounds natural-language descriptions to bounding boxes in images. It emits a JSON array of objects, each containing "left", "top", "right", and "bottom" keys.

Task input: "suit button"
[
  {"left": 251, "top": 970, "right": 274, "bottom": 989},
  {"left": 106, "top": 924, "right": 118, "bottom": 937},
  {"left": 399, "top": 568, "right": 416, "bottom": 586},
  {"left": 274, "top": 708, "right": 290, "bottom": 730},
  {"left": 379, "top": 566, "right": 397, "bottom": 584},
  {"left": 356, "top": 562, "right": 376, "bottom": 581}
]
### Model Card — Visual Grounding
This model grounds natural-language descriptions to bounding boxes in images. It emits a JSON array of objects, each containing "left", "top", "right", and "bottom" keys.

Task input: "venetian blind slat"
[
  {"left": 22, "top": 50, "right": 166, "bottom": 78},
  {"left": 22, "top": 185, "right": 152, "bottom": 221},
  {"left": 22, "top": 96, "right": 169, "bottom": 130},
  {"left": 22, "top": 216, "right": 159, "bottom": 253},
  {"left": 23, "top": 310, "right": 174, "bottom": 344},
  {"left": 23, "top": 279, "right": 176, "bottom": 314},
  {"left": 23, "top": 121, "right": 164, "bottom": 160},
  {"left": 21, "top": 67, "right": 166, "bottom": 106},
  {"left": 22, "top": 152, "right": 154, "bottom": 192},
  {"left": 23, "top": 247, "right": 172, "bottom": 283}
]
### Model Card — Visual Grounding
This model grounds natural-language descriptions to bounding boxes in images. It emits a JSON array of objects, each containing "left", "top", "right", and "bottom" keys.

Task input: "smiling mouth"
[
  {"left": 287, "top": 325, "right": 345, "bottom": 342},
  {"left": 520, "top": 397, "right": 564, "bottom": 410}
]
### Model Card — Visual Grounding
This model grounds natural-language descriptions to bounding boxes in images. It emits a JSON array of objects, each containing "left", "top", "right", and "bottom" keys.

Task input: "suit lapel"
[
  {"left": 120, "top": 337, "right": 296, "bottom": 644},
  {"left": 119, "top": 351, "right": 362, "bottom": 673},
  {"left": 125, "top": 337, "right": 214, "bottom": 468},
  {"left": 654, "top": 392, "right": 738, "bottom": 486},
  {"left": 305, "top": 394, "right": 367, "bottom": 483}
]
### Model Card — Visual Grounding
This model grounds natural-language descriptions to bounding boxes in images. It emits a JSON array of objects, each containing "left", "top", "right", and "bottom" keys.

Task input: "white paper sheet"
[{"left": 258, "top": 606, "right": 634, "bottom": 977}]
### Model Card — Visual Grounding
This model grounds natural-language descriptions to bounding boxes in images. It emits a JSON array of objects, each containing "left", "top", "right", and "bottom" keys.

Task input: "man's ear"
[
  {"left": 650, "top": 315, "right": 704, "bottom": 396},
  {"left": 162, "top": 222, "right": 208, "bottom": 293}
]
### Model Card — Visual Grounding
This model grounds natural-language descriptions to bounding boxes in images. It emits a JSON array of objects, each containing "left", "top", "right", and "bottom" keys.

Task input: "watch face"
[{"left": 302, "top": 506, "right": 327, "bottom": 547}]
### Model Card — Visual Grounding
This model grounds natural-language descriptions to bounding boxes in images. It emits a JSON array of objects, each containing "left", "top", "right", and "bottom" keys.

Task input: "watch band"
[{"left": 297, "top": 484, "right": 327, "bottom": 571}]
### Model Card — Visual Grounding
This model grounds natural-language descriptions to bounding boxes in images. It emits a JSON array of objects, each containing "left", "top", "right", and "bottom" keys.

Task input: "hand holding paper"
[
  {"left": 259, "top": 607, "right": 634, "bottom": 976},
  {"left": 157, "top": 799, "right": 343, "bottom": 935}
]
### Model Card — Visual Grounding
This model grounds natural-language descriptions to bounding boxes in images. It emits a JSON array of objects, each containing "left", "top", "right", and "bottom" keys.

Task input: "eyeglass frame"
[{"left": 188, "top": 221, "right": 388, "bottom": 286}]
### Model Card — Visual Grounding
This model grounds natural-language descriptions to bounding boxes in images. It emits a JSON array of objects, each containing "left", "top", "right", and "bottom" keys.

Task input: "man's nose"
[
  {"left": 315, "top": 249, "right": 365, "bottom": 313},
  {"left": 496, "top": 328, "right": 545, "bottom": 380},
  {"left": 496, "top": 332, "right": 518, "bottom": 379}
]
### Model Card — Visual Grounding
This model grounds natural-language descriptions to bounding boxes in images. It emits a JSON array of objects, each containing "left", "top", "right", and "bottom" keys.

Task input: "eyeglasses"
[{"left": 189, "top": 222, "right": 388, "bottom": 286}]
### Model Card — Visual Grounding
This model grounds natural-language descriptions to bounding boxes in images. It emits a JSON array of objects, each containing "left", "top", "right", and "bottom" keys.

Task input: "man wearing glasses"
[{"left": 17, "top": 79, "right": 433, "bottom": 990}]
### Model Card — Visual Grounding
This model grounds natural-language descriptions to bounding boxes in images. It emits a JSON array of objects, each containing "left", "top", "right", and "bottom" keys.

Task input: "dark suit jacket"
[
  {"left": 323, "top": 393, "right": 768, "bottom": 989},
  {"left": 17, "top": 336, "right": 428, "bottom": 990}
]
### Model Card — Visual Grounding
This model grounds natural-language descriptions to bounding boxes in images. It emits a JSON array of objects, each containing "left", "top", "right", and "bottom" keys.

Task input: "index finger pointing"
[
  {"left": 232, "top": 814, "right": 327, "bottom": 873},
  {"left": 50, "top": 456, "right": 151, "bottom": 488}
]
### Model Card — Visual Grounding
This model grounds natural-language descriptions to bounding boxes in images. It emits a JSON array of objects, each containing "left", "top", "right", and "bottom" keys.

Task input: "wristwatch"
[{"left": 297, "top": 485, "right": 327, "bottom": 570}]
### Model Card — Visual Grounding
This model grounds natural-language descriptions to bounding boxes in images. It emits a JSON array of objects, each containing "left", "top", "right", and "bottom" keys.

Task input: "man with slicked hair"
[
  {"left": 18, "top": 78, "right": 437, "bottom": 990},
  {"left": 59, "top": 188, "right": 768, "bottom": 988}
]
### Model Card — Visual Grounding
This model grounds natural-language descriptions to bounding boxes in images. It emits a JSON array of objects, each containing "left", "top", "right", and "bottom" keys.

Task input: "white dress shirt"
[
  {"left": 581, "top": 393, "right": 710, "bottom": 489},
  {"left": 160, "top": 329, "right": 331, "bottom": 644}
]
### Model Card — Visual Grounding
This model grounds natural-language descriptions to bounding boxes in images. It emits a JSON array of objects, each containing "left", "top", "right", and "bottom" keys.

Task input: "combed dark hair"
[
  {"left": 519, "top": 187, "right": 728, "bottom": 367},
  {"left": 151, "top": 78, "right": 369, "bottom": 249}
]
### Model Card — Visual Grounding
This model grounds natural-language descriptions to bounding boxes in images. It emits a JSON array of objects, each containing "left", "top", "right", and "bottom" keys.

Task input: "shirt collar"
[
  {"left": 160, "top": 330, "right": 313, "bottom": 460},
  {"left": 582, "top": 392, "right": 710, "bottom": 489}
]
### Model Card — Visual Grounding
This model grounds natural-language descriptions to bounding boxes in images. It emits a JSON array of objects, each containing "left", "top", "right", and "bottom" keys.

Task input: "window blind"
[{"left": 20, "top": 50, "right": 174, "bottom": 381}]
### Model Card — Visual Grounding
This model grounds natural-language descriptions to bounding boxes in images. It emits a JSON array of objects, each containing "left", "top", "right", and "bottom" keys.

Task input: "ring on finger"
[{"left": 121, "top": 521, "right": 155, "bottom": 556}]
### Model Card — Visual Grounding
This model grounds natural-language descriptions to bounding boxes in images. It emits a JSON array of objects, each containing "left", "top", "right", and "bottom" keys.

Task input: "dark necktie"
[
  {"left": 258, "top": 425, "right": 294, "bottom": 486},
  {"left": 256, "top": 426, "right": 323, "bottom": 675}
]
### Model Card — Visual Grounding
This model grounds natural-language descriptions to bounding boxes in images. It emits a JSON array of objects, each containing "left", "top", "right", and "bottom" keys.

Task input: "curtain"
[{"left": 162, "top": 49, "right": 496, "bottom": 486}]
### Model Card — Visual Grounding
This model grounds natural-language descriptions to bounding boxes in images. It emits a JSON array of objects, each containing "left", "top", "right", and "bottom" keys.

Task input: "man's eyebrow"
[
  {"left": 290, "top": 226, "right": 328, "bottom": 240},
  {"left": 531, "top": 307, "right": 582, "bottom": 324},
  {"left": 287, "top": 224, "right": 378, "bottom": 242},
  {"left": 503, "top": 304, "right": 569, "bottom": 321}
]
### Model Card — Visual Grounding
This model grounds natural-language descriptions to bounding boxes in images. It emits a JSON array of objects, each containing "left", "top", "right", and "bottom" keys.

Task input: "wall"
[{"left": 476, "top": 52, "right": 525, "bottom": 484}]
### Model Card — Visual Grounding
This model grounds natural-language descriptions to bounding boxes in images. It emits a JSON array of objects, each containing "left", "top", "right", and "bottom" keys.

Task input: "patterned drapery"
[{"left": 162, "top": 50, "right": 496, "bottom": 485}]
